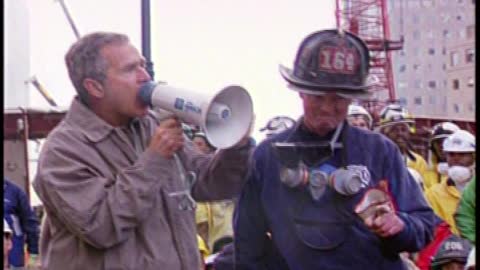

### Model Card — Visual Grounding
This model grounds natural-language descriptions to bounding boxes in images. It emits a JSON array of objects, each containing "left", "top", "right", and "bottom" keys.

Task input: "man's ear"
[{"left": 83, "top": 78, "right": 104, "bottom": 98}]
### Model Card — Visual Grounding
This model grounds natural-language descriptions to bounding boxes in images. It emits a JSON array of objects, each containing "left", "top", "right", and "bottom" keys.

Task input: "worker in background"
[
  {"left": 234, "top": 29, "right": 436, "bottom": 270},
  {"left": 348, "top": 105, "right": 423, "bottom": 190},
  {"left": 3, "top": 178, "right": 40, "bottom": 270},
  {"left": 424, "top": 122, "right": 460, "bottom": 190},
  {"left": 425, "top": 130, "right": 476, "bottom": 235},
  {"left": 198, "top": 234, "right": 210, "bottom": 269},
  {"left": 346, "top": 103, "right": 373, "bottom": 130},
  {"left": 375, "top": 104, "right": 428, "bottom": 190},
  {"left": 430, "top": 235, "right": 472, "bottom": 270},
  {"left": 32, "top": 32, "right": 253, "bottom": 270},
  {"left": 454, "top": 175, "right": 475, "bottom": 245},
  {"left": 192, "top": 132, "right": 236, "bottom": 251}
]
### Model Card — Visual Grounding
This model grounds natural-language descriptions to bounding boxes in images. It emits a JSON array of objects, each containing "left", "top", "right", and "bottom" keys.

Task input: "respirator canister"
[{"left": 280, "top": 163, "right": 370, "bottom": 200}]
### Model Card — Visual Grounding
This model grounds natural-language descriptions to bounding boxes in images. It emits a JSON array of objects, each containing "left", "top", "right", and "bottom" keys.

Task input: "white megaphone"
[{"left": 139, "top": 81, "right": 253, "bottom": 149}]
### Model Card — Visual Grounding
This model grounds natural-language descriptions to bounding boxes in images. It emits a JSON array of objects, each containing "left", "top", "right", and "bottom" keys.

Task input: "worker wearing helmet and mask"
[
  {"left": 423, "top": 122, "right": 460, "bottom": 190},
  {"left": 375, "top": 104, "right": 428, "bottom": 191},
  {"left": 425, "top": 129, "right": 475, "bottom": 235},
  {"left": 234, "top": 29, "right": 436, "bottom": 270},
  {"left": 347, "top": 104, "right": 373, "bottom": 130}
]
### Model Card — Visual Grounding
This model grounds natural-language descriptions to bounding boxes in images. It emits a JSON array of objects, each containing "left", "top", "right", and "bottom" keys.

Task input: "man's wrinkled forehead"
[{"left": 101, "top": 42, "right": 144, "bottom": 67}]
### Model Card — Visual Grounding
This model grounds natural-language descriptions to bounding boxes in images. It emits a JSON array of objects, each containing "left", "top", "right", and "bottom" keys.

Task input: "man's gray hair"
[{"left": 65, "top": 32, "right": 129, "bottom": 105}]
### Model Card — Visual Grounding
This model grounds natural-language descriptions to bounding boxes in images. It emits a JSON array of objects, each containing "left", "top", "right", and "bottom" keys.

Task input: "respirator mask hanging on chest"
[{"left": 272, "top": 122, "right": 370, "bottom": 200}]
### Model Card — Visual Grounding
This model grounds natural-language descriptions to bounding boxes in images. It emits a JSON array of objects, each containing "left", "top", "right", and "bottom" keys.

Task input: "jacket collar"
[
  {"left": 64, "top": 97, "right": 116, "bottom": 143},
  {"left": 290, "top": 117, "right": 348, "bottom": 142}
]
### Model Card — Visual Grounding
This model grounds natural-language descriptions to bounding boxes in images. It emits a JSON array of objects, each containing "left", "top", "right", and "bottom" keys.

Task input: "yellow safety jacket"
[
  {"left": 424, "top": 179, "right": 461, "bottom": 235},
  {"left": 405, "top": 150, "right": 429, "bottom": 192},
  {"left": 423, "top": 154, "right": 448, "bottom": 190},
  {"left": 195, "top": 201, "right": 235, "bottom": 250}
]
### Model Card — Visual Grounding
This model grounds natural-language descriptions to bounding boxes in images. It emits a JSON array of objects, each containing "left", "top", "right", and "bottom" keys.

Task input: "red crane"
[
  {"left": 335, "top": 0, "right": 475, "bottom": 158},
  {"left": 335, "top": 0, "right": 403, "bottom": 122}
]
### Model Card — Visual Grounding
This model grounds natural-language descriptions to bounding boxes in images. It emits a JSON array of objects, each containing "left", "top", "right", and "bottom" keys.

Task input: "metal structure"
[
  {"left": 4, "top": 108, "right": 67, "bottom": 197},
  {"left": 335, "top": 0, "right": 403, "bottom": 122},
  {"left": 56, "top": 0, "right": 81, "bottom": 39},
  {"left": 141, "top": 0, "right": 155, "bottom": 80},
  {"left": 335, "top": 0, "right": 475, "bottom": 159}
]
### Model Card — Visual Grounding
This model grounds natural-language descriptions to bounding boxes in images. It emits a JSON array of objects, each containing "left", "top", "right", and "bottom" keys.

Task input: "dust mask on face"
[
  {"left": 448, "top": 166, "right": 473, "bottom": 188},
  {"left": 437, "top": 162, "right": 449, "bottom": 175}
]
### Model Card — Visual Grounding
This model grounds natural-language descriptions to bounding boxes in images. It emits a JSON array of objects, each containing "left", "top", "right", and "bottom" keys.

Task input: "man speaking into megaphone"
[{"left": 33, "top": 32, "right": 254, "bottom": 270}]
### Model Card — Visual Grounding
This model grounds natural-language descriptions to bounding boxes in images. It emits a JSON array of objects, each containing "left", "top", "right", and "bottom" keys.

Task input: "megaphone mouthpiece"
[
  {"left": 208, "top": 102, "right": 231, "bottom": 122},
  {"left": 138, "top": 81, "right": 156, "bottom": 106}
]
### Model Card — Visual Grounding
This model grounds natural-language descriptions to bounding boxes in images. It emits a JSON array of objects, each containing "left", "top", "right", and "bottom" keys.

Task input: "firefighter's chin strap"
[{"left": 168, "top": 153, "right": 197, "bottom": 211}]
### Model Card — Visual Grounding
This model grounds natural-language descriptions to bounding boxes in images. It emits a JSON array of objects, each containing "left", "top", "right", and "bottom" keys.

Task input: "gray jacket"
[{"left": 33, "top": 98, "right": 251, "bottom": 270}]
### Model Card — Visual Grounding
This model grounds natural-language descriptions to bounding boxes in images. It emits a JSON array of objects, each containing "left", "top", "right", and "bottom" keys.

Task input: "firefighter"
[
  {"left": 192, "top": 131, "right": 235, "bottom": 251},
  {"left": 376, "top": 104, "right": 429, "bottom": 190},
  {"left": 234, "top": 29, "right": 436, "bottom": 270},
  {"left": 430, "top": 235, "right": 472, "bottom": 270},
  {"left": 347, "top": 104, "right": 373, "bottom": 130},
  {"left": 425, "top": 129, "right": 476, "bottom": 235},
  {"left": 424, "top": 122, "right": 460, "bottom": 190}
]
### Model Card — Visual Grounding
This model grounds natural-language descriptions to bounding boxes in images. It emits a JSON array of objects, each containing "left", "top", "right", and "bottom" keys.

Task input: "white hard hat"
[
  {"left": 376, "top": 104, "right": 414, "bottom": 130},
  {"left": 443, "top": 130, "right": 475, "bottom": 153},
  {"left": 4, "top": 219, "right": 12, "bottom": 234},
  {"left": 431, "top": 122, "right": 460, "bottom": 141},
  {"left": 347, "top": 104, "right": 373, "bottom": 128}
]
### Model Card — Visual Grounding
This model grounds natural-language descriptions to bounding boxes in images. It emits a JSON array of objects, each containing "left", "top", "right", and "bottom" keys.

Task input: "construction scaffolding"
[{"left": 335, "top": 0, "right": 403, "bottom": 122}]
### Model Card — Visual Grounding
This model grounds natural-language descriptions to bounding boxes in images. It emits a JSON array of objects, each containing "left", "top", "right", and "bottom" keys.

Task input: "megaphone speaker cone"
[
  {"left": 204, "top": 85, "right": 253, "bottom": 149},
  {"left": 138, "top": 82, "right": 254, "bottom": 149}
]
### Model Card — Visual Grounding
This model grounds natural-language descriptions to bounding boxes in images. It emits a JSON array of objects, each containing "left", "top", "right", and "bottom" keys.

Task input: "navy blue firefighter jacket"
[{"left": 234, "top": 121, "right": 436, "bottom": 270}]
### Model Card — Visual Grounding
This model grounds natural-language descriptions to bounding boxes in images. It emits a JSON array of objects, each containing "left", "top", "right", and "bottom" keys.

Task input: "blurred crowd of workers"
[{"left": 3, "top": 28, "right": 476, "bottom": 270}]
